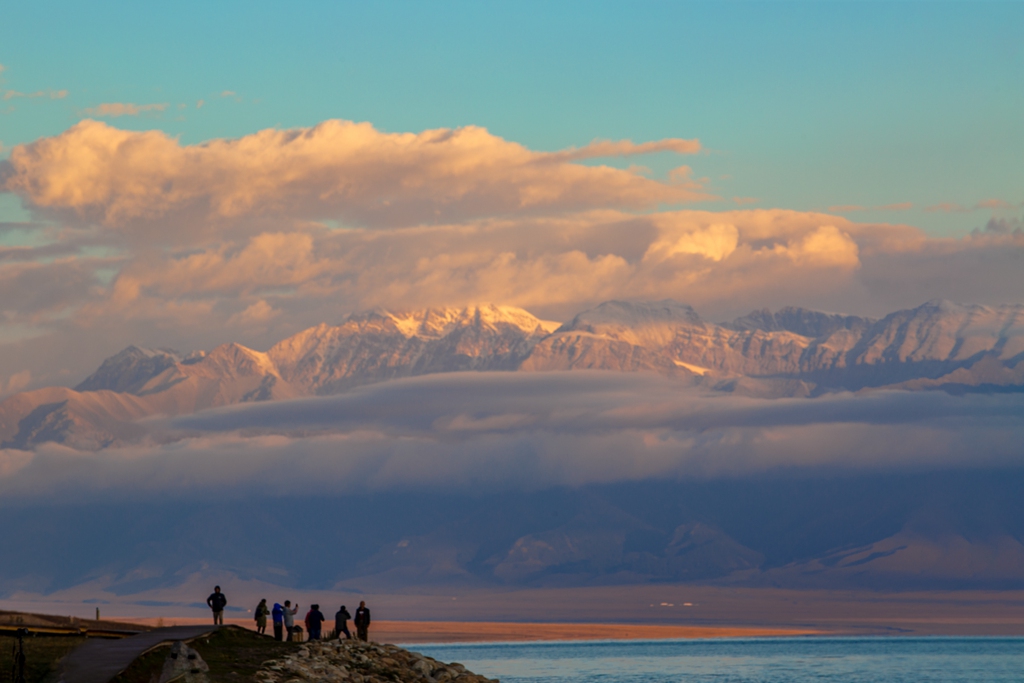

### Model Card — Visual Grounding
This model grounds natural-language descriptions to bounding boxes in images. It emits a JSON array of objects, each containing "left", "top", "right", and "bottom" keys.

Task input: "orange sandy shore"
[{"left": 119, "top": 617, "right": 822, "bottom": 643}]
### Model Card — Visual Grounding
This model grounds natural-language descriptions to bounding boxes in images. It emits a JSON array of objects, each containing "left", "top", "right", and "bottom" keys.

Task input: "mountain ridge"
[{"left": 3, "top": 299, "right": 1022, "bottom": 450}]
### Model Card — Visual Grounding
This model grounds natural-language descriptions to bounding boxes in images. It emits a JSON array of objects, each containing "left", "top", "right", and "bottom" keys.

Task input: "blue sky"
[{"left": 2, "top": 0, "right": 1021, "bottom": 235}]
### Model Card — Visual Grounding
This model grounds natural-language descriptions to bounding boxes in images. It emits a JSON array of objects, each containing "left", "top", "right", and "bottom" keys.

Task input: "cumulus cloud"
[
  {"left": 76, "top": 209, "right": 892, "bottom": 331},
  {"left": 81, "top": 102, "right": 168, "bottom": 117},
  {"left": 2, "top": 120, "right": 709, "bottom": 237},
  {"left": 0, "top": 372, "right": 1021, "bottom": 502}
]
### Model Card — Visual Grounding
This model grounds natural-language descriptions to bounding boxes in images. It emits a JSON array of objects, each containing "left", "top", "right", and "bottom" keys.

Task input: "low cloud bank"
[{"left": 0, "top": 373, "right": 1021, "bottom": 503}]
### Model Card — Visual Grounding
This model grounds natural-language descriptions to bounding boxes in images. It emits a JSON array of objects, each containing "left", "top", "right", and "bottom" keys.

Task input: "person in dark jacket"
[
  {"left": 334, "top": 605, "right": 352, "bottom": 639},
  {"left": 206, "top": 586, "right": 227, "bottom": 625},
  {"left": 305, "top": 604, "right": 326, "bottom": 641},
  {"left": 271, "top": 602, "right": 285, "bottom": 641},
  {"left": 354, "top": 601, "right": 371, "bottom": 642},
  {"left": 254, "top": 598, "right": 270, "bottom": 635}
]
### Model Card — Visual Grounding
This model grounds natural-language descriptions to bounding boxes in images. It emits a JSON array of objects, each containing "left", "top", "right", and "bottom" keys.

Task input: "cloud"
[
  {"left": 776, "top": 225, "right": 860, "bottom": 267},
  {"left": 78, "top": 209, "right": 885, "bottom": 330},
  {"left": 0, "top": 372, "right": 1021, "bottom": 502},
  {"left": 973, "top": 216, "right": 1022, "bottom": 237},
  {"left": 546, "top": 137, "right": 701, "bottom": 162},
  {"left": 3, "top": 90, "right": 67, "bottom": 100},
  {"left": 80, "top": 102, "right": 168, "bottom": 117},
  {"left": 0, "top": 119, "right": 1021, "bottom": 389},
  {"left": 926, "top": 199, "right": 1019, "bottom": 213},
  {"left": 644, "top": 222, "right": 739, "bottom": 262},
  {"left": 2, "top": 119, "right": 710, "bottom": 236},
  {"left": 226, "top": 299, "right": 279, "bottom": 327},
  {"left": 976, "top": 198, "right": 1016, "bottom": 210},
  {"left": 0, "top": 370, "right": 30, "bottom": 397},
  {"left": 828, "top": 202, "right": 913, "bottom": 213},
  {"left": 926, "top": 202, "right": 966, "bottom": 213},
  {"left": 1, "top": 204, "right": 1020, "bottom": 392}
]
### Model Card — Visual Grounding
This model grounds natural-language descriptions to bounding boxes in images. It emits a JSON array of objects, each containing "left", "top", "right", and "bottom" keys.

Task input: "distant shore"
[{"left": 118, "top": 617, "right": 822, "bottom": 643}]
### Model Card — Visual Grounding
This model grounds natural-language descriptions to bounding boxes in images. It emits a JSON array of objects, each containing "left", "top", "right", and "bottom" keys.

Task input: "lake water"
[{"left": 411, "top": 637, "right": 1024, "bottom": 683}]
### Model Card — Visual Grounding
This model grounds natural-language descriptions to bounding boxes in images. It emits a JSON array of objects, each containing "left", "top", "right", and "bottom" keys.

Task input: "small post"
[
  {"left": 96, "top": 607, "right": 100, "bottom": 621},
  {"left": 13, "top": 627, "right": 28, "bottom": 683}
]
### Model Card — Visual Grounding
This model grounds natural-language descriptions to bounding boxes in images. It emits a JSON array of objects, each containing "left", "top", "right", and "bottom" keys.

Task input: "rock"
[
  {"left": 158, "top": 641, "right": 210, "bottom": 683},
  {"left": 256, "top": 640, "right": 496, "bottom": 683}
]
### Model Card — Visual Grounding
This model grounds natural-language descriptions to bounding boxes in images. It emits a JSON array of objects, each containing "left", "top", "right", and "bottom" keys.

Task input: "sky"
[
  {"left": 2, "top": 3, "right": 1024, "bottom": 604},
  {"left": 0, "top": 0, "right": 1022, "bottom": 391}
]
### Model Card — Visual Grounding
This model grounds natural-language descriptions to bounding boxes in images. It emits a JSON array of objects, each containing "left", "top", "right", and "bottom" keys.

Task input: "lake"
[{"left": 412, "top": 637, "right": 1024, "bottom": 683}]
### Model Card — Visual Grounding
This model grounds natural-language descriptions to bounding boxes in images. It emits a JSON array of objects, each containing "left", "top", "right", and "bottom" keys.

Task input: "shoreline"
[{"left": 117, "top": 617, "right": 823, "bottom": 643}]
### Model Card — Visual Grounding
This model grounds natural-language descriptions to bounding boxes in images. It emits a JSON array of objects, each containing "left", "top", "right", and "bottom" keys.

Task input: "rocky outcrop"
[{"left": 256, "top": 639, "right": 496, "bottom": 683}]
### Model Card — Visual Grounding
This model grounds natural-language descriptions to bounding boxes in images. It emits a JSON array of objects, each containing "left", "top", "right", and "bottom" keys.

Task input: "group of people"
[
  {"left": 207, "top": 586, "right": 372, "bottom": 642},
  {"left": 246, "top": 593, "right": 371, "bottom": 641}
]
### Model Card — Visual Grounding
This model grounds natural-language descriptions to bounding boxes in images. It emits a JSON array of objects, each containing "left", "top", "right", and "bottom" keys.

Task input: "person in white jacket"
[{"left": 282, "top": 600, "right": 299, "bottom": 640}]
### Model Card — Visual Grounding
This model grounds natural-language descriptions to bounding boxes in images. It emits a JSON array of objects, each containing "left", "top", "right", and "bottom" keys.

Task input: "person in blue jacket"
[{"left": 271, "top": 602, "right": 285, "bottom": 641}]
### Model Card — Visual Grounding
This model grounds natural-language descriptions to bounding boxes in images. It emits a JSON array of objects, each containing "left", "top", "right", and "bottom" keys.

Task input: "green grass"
[
  {"left": 0, "top": 633, "right": 87, "bottom": 683},
  {"left": 111, "top": 627, "right": 296, "bottom": 683}
]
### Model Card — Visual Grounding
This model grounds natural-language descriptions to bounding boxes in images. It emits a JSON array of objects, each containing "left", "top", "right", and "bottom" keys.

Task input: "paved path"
[{"left": 59, "top": 625, "right": 221, "bottom": 683}]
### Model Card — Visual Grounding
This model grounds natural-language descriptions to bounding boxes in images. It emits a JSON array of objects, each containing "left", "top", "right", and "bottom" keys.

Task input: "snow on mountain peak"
[
  {"left": 562, "top": 299, "right": 703, "bottom": 347},
  {"left": 362, "top": 304, "right": 557, "bottom": 339}
]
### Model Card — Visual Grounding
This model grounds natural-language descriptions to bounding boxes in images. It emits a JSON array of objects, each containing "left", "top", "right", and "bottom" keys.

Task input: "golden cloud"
[
  {"left": 3, "top": 120, "right": 710, "bottom": 237},
  {"left": 81, "top": 102, "right": 168, "bottom": 117}
]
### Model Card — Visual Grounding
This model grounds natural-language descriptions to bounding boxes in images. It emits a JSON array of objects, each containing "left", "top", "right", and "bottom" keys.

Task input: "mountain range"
[
  {"left": 2, "top": 299, "right": 1023, "bottom": 450},
  {"left": 2, "top": 299, "right": 1023, "bottom": 596}
]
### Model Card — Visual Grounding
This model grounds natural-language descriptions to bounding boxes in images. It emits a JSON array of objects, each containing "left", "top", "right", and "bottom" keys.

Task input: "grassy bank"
[
  {"left": 0, "top": 633, "right": 87, "bottom": 683},
  {"left": 111, "top": 627, "right": 295, "bottom": 683}
]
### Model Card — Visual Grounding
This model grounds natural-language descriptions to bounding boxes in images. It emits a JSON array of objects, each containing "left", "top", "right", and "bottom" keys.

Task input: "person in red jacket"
[{"left": 305, "top": 604, "right": 326, "bottom": 640}]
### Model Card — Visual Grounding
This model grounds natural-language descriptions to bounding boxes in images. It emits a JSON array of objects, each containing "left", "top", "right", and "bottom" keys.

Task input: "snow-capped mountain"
[
  {"left": 1, "top": 299, "right": 1021, "bottom": 450},
  {"left": 267, "top": 304, "right": 559, "bottom": 394}
]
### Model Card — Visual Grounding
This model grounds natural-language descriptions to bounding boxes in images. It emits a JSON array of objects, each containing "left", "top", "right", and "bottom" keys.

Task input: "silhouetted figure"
[
  {"left": 335, "top": 605, "right": 352, "bottom": 639},
  {"left": 254, "top": 598, "right": 270, "bottom": 634},
  {"left": 206, "top": 586, "right": 227, "bottom": 625},
  {"left": 272, "top": 602, "right": 285, "bottom": 641},
  {"left": 354, "top": 601, "right": 371, "bottom": 642},
  {"left": 305, "top": 603, "right": 326, "bottom": 641},
  {"left": 282, "top": 600, "right": 299, "bottom": 640}
]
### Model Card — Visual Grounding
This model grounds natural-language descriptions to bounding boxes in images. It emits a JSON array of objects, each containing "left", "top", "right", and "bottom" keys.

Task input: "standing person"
[
  {"left": 254, "top": 599, "right": 270, "bottom": 635},
  {"left": 206, "top": 586, "right": 227, "bottom": 625},
  {"left": 305, "top": 604, "right": 325, "bottom": 641},
  {"left": 271, "top": 602, "right": 285, "bottom": 641},
  {"left": 282, "top": 600, "right": 299, "bottom": 640},
  {"left": 334, "top": 605, "right": 352, "bottom": 639},
  {"left": 354, "top": 601, "right": 371, "bottom": 642}
]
